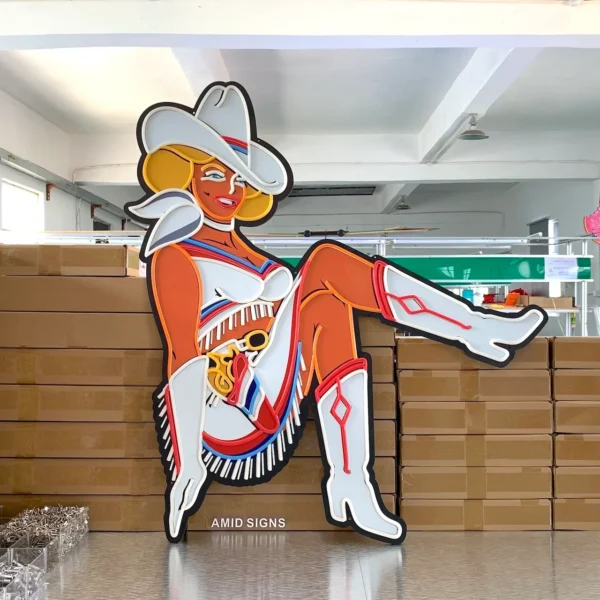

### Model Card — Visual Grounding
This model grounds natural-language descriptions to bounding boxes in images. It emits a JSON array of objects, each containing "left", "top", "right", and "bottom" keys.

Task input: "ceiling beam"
[
  {"left": 419, "top": 48, "right": 541, "bottom": 164},
  {"left": 3, "top": 1, "right": 600, "bottom": 51},
  {"left": 171, "top": 48, "right": 229, "bottom": 97}
]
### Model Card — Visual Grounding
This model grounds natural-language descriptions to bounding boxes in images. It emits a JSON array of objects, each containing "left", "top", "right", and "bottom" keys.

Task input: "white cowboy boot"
[
  {"left": 164, "top": 356, "right": 210, "bottom": 541},
  {"left": 316, "top": 359, "right": 405, "bottom": 543},
  {"left": 373, "top": 260, "right": 546, "bottom": 365}
]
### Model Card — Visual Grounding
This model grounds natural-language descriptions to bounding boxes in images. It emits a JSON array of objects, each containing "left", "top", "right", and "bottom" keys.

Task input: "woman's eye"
[
  {"left": 201, "top": 170, "right": 226, "bottom": 181},
  {"left": 234, "top": 178, "right": 246, "bottom": 188}
]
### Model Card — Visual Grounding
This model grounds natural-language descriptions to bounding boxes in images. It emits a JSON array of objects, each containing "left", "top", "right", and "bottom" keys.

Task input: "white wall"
[
  {"left": 0, "top": 89, "right": 70, "bottom": 179},
  {"left": 502, "top": 180, "right": 594, "bottom": 238},
  {"left": 0, "top": 162, "right": 123, "bottom": 232}
]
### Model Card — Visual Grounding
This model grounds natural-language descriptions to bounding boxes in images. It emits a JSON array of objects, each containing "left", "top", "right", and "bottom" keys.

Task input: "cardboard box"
[
  {"left": 397, "top": 337, "right": 549, "bottom": 370},
  {"left": 554, "top": 467, "right": 600, "bottom": 498},
  {"left": 0, "top": 313, "right": 161, "bottom": 349},
  {"left": 363, "top": 347, "right": 394, "bottom": 383},
  {"left": 0, "top": 385, "right": 155, "bottom": 422},
  {"left": 555, "top": 434, "right": 600, "bottom": 466},
  {"left": 357, "top": 317, "right": 396, "bottom": 347},
  {"left": 553, "top": 370, "right": 600, "bottom": 401},
  {"left": 0, "top": 245, "right": 139, "bottom": 276},
  {"left": 517, "top": 296, "right": 574, "bottom": 309},
  {"left": 0, "top": 349, "right": 163, "bottom": 385},
  {"left": 400, "top": 402, "right": 552, "bottom": 435},
  {"left": 553, "top": 338, "right": 600, "bottom": 369},
  {"left": 553, "top": 499, "right": 600, "bottom": 530},
  {"left": 400, "top": 435, "right": 553, "bottom": 467},
  {"left": 401, "top": 467, "right": 551, "bottom": 499},
  {"left": 372, "top": 384, "right": 397, "bottom": 419},
  {"left": 0, "top": 420, "right": 397, "bottom": 459},
  {"left": 0, "top": 276, "right": 150, "bottom": 312},
  {"left": 555, "top": 402, "right": 600, "bottom": 434},
  {"left": 400, "top": 499, "right": 551, "bottom": 531},
  {"left": 0, "top": 457, "right": 396, "bottom": 495},
  {"left": 0, "top": 494, "right": 396, "bottom": 532},
  {"left": 398, "top": 370, "right": 550, "bottom": 402},
  {"left": 0, "top": 384, "right": 396, "bottom": 422}
]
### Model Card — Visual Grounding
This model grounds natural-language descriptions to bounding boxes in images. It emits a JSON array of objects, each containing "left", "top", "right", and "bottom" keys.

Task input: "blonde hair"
[{"left": 142, "top": 144, "right": 274, "bottom": 222}]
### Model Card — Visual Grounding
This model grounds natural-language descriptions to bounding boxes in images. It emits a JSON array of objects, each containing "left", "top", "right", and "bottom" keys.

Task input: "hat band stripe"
[{"left": 222, "top": 135, "right": 248, "bottom": 155}]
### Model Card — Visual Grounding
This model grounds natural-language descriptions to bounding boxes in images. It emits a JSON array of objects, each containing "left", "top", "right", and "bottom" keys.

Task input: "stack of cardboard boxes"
[
  {"left": 357, "top": 317, "right": 400, "bottom": 519},
  {"left": 397, "top": 338, "right": 553, "bottom": 530},
  {"left": 553, "top": 338, "right": 600, "bottom": 530},
  {"left": 4, "top": 244, "right": 600, "bottom": 534},
  {"left": 0, "top": 245, "right": 398, "bottom": 532}
]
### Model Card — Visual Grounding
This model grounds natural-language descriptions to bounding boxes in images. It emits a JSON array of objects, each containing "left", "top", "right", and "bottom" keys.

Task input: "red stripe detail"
[
  {"left": 315, "top": 358, "right": 367, "bottom": 402},
  {"left": 164, "top": 387, "right": 181, "bottom": 475},
  {"left": 331, "top": 382, "right": 352, "bottom": 474},
  {"left": 387, "top": 292, "right": 472, "bottom": 331},
  {"left": 373, "top": 260, "right": 472, "bottom": 331},
  {"left": 179, "top": 242, "right": 277, "bottom": 281},
  {"left": 222, "top": 136, "right": 248, "bottom": 150},
  {"left": 372, "top": 260, "right": 394, "bottom": 321},
  {"left": 180, "top": 242, "right": 249, "bottom": 272},
  {"left": 315, "top": 359, "right": 367, "bottom": 476},
  {"left": 226, "top": 354, "right": 249, "bottom": 406}
]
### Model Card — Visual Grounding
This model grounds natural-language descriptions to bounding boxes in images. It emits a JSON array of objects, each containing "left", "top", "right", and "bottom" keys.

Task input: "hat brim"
[{"left": 141, "top": 107, "right": 288, "bottom": 196}]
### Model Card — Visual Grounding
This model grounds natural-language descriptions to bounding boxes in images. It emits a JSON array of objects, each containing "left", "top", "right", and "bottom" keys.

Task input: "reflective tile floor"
[{"left": 45, "top": 531, "right": 600, "bottom": 600}]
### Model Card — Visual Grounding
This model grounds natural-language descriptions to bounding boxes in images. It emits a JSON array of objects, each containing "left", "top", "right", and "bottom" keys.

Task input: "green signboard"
[{"left": 281, "top": 255, "right": 592, "bottom": 284}]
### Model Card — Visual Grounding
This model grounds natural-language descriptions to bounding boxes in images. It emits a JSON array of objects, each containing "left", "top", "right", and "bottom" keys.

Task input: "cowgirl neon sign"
[{"left": 125, "top": 82, "right": 547, "bottom": 545}]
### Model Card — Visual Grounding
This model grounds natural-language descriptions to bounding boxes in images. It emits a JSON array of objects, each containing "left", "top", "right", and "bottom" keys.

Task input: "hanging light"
[{"left": 458, "top": 114, "right": 489, "bottom": 141}]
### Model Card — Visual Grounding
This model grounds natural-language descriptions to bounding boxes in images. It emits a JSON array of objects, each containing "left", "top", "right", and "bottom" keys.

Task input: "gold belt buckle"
[{"left": 207, "top": 329, "right": 269, "bottom": 396}]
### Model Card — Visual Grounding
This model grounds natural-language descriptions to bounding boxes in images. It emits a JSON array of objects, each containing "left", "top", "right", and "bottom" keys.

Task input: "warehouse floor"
[{"left": 44, "top": 531, "right": 600, "bottom": 599}]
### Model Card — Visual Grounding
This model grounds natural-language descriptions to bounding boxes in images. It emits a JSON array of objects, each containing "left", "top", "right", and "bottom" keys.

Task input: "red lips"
[{"left": 215, "top": 196, "right": 239, "bottom": 209}]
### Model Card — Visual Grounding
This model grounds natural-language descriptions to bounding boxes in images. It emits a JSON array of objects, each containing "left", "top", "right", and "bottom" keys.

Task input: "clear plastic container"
[
  {"left": 0, "top": 548, "right": 27, "bottom": 600},
  {"left": 11, "top": 548, "right": 47, "bottom": 599}
]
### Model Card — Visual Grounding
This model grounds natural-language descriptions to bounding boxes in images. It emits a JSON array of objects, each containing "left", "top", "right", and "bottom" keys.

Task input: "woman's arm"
[{"left": 150, "top": 244, "right": 203, "bottom": 377}]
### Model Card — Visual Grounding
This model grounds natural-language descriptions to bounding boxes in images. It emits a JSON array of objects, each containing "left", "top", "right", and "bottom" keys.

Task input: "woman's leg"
[
  {"left": 151, "top": 245, "right": 211, "bottom": 542},
  {"left": 297, "top": 242, "right": 545, "bottom": 543},
  {"left": 299, "top": 242, "right": 545, "bottom": 366},
  {"left": 298, "top": 292, "right": 405, "bottom": 543}
]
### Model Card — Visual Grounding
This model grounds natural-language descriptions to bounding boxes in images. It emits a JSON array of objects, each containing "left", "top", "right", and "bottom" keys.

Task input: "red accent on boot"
[
  {"left": 372, "top": 260, "right": 394, "bottom": 321},
  {"left": 372, "top": 259, "right": 472, "bottom": 331},
  {"left": 316, "top": 358, "right": 368, "bottom": 475}
]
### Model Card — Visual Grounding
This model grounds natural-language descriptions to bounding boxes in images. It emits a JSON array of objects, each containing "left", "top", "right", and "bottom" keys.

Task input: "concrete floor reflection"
[{"left": 45, "top": 531, "right": 600, "bottom": 600}]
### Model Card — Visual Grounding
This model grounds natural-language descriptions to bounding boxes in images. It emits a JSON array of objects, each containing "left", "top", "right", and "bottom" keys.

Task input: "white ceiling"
[
  {"left": 2, "top": 47, "right": 600, "bottom": 136},
  {"left": 482, "top": 49, "right": 600, "bottom": 131},
  {"left": 0, "top": 48, "right": 195, "bottom": 134},
  {"left": 0, "top": 47, "right": 475, "bottom": 135},
  {"left": 221, "top": 48, "right": 474, "bottom": 134}
]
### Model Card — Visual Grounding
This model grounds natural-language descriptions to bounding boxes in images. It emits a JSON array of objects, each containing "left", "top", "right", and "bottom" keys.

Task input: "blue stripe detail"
[
  {"left": 203, "top": 342, "right": 302, "bottom": 461},
  {"left": 229, "top": 143, "right": 248, "bottom": 155},
  {"left": 244, "top": 379, "right": 259, "bottom": 412},
  {"left": 183, "top": 238, "right": 275, "bottom": 274},
  {"left": 201, "top": 298, "right": 231, "bottom": 319}
]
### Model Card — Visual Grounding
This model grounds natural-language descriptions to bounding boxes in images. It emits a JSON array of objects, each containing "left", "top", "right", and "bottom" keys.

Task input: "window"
[
  {"left": 1, "top": 180, "right": 44, "bottom": 232},
  {"left": 93, "top": 220, "right": 111, "bottom": 231}
]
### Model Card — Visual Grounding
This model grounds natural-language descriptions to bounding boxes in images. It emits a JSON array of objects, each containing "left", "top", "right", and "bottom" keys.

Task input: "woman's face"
[{"left": 191, "top": 160, "right": 247, "bottom": 221}]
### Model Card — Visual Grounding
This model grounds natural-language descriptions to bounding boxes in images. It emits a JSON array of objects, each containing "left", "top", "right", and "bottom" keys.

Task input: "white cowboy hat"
[{"left": 140, "top": 84, "right": 289, "bottom": 196}]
